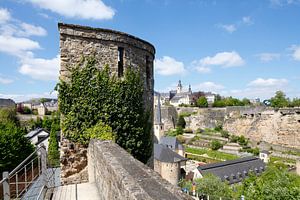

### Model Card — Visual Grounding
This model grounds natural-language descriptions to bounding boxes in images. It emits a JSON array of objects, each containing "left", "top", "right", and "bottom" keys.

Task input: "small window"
[
  {"left": 146, "top": 56, "right": 151, "bottom": 87},
  {"left": 118, "top": 47, "right": 124, "bottom": 77}
]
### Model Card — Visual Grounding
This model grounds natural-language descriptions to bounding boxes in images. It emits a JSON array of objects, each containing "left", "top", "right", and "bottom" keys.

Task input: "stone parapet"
[{"left": 88, "top": 139, "right": 192, "bottom": 200}]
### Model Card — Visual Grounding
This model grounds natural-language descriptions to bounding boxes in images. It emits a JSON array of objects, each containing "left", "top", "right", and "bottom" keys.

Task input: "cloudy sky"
[{"left": 0, "top": 0, "right": 300, "bottom": 102}]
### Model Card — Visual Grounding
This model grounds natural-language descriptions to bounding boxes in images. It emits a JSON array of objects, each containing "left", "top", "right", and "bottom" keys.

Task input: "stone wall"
[
  {"left": 161, "top": 106, "right": 178, "bottom": 130},
  {"left": 223, "top": 108, "right": 300, "bottom": 149},
  {"left": 60, "top": 138, "right": 88, "bottom": 185},
  {"left": 58, "top": 23, "right": 155, "bottom": 111},
  {"left": 88, "top": 140, "right": 191, "bottom": 200},
  {"left": 160, "top": 106, "right": 300, "bottom": 149}
]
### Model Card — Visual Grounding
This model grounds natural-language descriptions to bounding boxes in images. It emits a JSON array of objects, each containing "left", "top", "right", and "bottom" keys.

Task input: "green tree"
[
  {"left": 241, "top": 166, "right": 300, "bottom": 200},
  {"left": 0, "top": 122, "right": 34, "bottom": 172},
  {"left": 0, "top": 108, "right": 18, "bottom": 125},
  {"left": 57, "top": 57, "right": 152, "bottom": 163},
  {"left": 196, "top": 96, "right": 208, "bottom": 108},
  {"left": 270, "top": 91, "right": 289, "bottom": 108},
  {"left": 48, "top": 125, "right": 60, "bottom": 167},
  {"left": 195, "top": 174, "right": 233, "bottom": 199},
  {"left": 211, "top": 140, "right": 223, "bottom": 150},
  {"left": 291, "top": 98, "right": 300, "bottom": 107},
  {"left": 177, "top": 115, "right": 186, "bottom": 129},
  {"left": 23, "top": 106, "right": 32, "bottom": 114},
  {"left": 42, "top": 116, "right": 52, "bottom": 131}
]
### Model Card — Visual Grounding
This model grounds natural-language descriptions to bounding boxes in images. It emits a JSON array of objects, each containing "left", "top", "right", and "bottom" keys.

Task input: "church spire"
[{"left": 177, "top": 80, "right": 182, "bottom": 94}]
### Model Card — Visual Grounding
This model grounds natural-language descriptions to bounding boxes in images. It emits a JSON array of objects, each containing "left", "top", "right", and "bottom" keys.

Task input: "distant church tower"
[
  {"left": 154, "top": 94, "right": 164, "bottom": 143},
  {"left": 177, "top": 80, "right": 182, "bottom": 94},
  {"left": 188, "top": 84, "right": 192, "bottom": 94}
]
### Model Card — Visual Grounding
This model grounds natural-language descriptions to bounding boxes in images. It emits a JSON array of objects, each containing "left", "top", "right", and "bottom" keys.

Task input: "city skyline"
[{"left": 0, "top": 0, "right": 300, "bottom": 102}]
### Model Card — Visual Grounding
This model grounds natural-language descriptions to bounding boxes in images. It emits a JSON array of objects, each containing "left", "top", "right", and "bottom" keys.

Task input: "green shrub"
[
  {"left": 211, "top": 140, "right": 223, "bottom": 150},
  {"left": 57, "top": 57, "right": 152, "bottom": 163}
]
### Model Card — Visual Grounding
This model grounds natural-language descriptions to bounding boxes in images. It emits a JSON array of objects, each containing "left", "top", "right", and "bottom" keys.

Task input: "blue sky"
[{"left": 0, "top": 0, "right": 299, "bottom": 102}]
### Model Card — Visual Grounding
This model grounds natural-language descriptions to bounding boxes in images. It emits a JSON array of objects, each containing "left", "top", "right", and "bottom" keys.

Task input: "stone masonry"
[
  {"left": 88, "top": 139, "right": 192, "bottom": 200},
  {"left": 58, "top": 23, "right": 155, "bottom": 184}
]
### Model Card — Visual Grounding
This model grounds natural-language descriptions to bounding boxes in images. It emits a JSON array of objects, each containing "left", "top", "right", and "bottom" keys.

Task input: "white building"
[
  {"left": 169, "top": 80, "right": 192, "bottom": 106},
  {"left": 259, "top": 150, "right": 270, "bottom": 163},
  {"left": 205, "top": 93, "right": 216, "bottom": 105},
  {"left": 25, "top": 128, "right": 50, "bottom": 151}
]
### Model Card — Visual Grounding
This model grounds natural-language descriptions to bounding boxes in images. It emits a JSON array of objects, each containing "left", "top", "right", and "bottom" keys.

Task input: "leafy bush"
[
  {"left": 48, "top": 126, "right": 60, "bottom": 167},
  {"left": 220, "top": 130, "right": 230, "bottom": 138},
  {"left": 196, "top": 96, "right": 208, "bottom": 108},
  {"left": 214, "top": 124, "right": 223, "bottom": 132},
  {"left": 0, "top": 115, "right": 34, "bottom": 172},
  {"left": 23, "top": 106, "right": 32, "bottom": 114},
  {"left": 80, "top": 121, "right": 115, "bottom": 145},
  {"left": 176, "top": 135, "right": 186, "bottom": 144},
  {"left": 57, "top": 57, "right": 152, "bottom": 163},
  {"left": 211, "top": 140, "right": 223, "bottom": 150}
]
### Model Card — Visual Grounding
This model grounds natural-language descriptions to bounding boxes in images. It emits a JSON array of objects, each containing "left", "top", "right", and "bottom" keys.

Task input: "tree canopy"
[
  {"left": 0, "top": 108, "right": 34, "bottom": 172},
  {"left": 270, "top": 91, "right": 289, "bottom": 108},
  {"left": 196, "top": 96, "right": 208, "bottom": 108}
]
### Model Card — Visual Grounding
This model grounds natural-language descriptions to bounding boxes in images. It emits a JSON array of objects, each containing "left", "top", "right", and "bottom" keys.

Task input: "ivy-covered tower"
[{"left": 58, "top": 23, "right": 155, "bottom": 184}]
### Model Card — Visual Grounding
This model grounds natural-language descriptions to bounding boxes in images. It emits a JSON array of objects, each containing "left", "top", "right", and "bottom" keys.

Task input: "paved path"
[{"left": 52, "top": 182, "right": 99, "bottom": 200}]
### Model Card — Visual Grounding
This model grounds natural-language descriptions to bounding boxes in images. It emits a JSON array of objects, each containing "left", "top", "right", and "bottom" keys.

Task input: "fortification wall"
[
  {"left": 161, "top": 106, "right": 178, "bottom": 130},
  {"left": 160, "top": 106, "right": 300, "bottom": 149},
  {"left": 88, "top": 140, "right": 191, "bottom": 200}
]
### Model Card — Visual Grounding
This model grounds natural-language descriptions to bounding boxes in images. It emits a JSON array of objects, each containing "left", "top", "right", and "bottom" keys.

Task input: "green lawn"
[{"left": 185, "top": 146, "right": 239, "bottom": 161}]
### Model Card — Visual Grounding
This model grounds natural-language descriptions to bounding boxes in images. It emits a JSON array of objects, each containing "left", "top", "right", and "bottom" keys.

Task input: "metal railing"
[{"left": 0, "top": 144, "right": 47, "bottom": 200}]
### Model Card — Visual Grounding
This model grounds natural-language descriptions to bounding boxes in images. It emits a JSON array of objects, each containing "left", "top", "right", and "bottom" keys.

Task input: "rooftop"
[
  {"left": 198, "top": 156, "right": 266, "bottom": 184},
  {"left": 154, "top": 143, "right": 187, "bottom": 163}
]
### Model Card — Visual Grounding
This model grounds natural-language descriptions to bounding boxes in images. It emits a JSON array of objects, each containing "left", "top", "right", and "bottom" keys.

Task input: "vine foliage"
[{"left": 57, "top": 57, "right": 152, "bottom": 163}]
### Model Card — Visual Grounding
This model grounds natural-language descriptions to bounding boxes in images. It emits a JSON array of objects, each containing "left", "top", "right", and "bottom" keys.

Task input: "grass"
[
  {"left": 269, "top": 156, "right": 296, "bottom": 164},
  {"left": 186, "top": 154, "right": 220, "bottom": 163},
  {"left": 282, "top": 150, "right": 300, "bottom": 157},
  {"left": 185, "top": 146, "right": 239, "bottom": 161}
]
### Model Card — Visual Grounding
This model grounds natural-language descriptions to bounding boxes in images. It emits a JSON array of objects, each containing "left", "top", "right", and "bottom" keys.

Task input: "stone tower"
[
  {"left": 177, "top": 80, "right": 182, "bottom": 94},
  {"left": 58, "top": 23, "right": 155, "bottom": 111},
  {"left": 58, "top": 23, "right": 155, "bottom": 184},
  {"left": 154, "top": 94, "right": 164, "bottom": 143}
]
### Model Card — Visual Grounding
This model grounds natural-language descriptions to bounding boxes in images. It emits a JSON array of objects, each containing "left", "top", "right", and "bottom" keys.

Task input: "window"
[
  {"left": 146, "top": 56, "right": 151, "bottom": 87},
  {"left": 118, "top": 47, "right": 124, "bottom": 77}
]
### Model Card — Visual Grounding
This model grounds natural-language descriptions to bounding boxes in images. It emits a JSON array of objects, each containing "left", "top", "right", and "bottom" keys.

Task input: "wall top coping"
[{"left": 58, "top": 22, "right": 155, "bottom": 55}]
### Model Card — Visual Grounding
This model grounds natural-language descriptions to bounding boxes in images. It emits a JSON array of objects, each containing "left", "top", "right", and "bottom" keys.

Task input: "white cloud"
[
  {"left": 0, "top": 91, "right": 58, "bottom": 102},
  {"left": 193, "top": 82, "right": 225, "bottom": 92},
  {"left": 242, "top": 16, "right": 253, "bottom": 25},
  {"left": 290, "top": 45, "right": 300, "bottom": 61},
  {"left": 18, "top": 23, "right": 47, "bottom": 37},
  {"left": 27, "top": 0, "right": 115, "bottom": 20},
  {"left": 154, "top": 56, "right": 186, "bottom": 76},
  {"left": 19, "top": 55, "right": 60, "bottom": 81},
  {"left": 196, "top": 66, "right": 211, "bottom": 73},
  {"left": 0, "top": 35, "right": 40, "bottom": 56},
  {"left": 270, "top": 0, "right": 300, "bottom": 6},
  {"left": 0, "top": 77, "right": 13, "bottom": 84},
  {"left": 0, "top": 8, "right": 11, "bottom": 24},
  {"left": 198, "top": 51, "right": 245, "bottom": 68},
  {"left": 256, "top": 53, "right": 280, "bottom": 62},
  {"left": 218, "top": 24, "right": 236, "bottom": 33},
  {"left": 221, "top": 78, "right": 290, "bottom": 99},
  {"left": 248, "top": 78, "right": 288, "bottom": 87}
]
